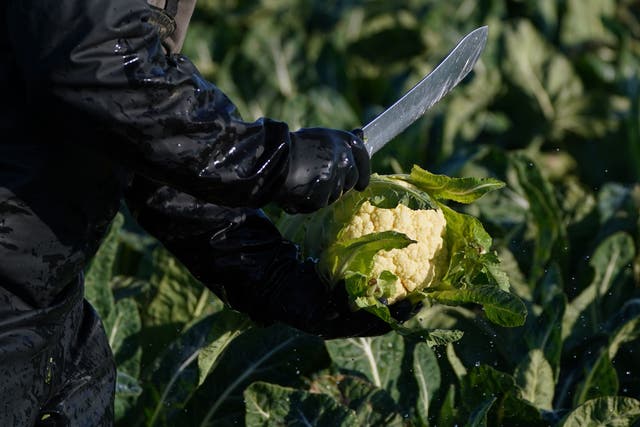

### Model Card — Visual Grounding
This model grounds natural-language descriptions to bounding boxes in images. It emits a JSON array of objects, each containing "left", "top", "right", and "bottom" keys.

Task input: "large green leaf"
[
  {"left": 412, "top": 305, "right": 499, "bottom": 374},
  {"left": 464, "top": 398, "right": 496, "bottom": 427},
  {"left": 88, "top": 215, "right": 144, "bottom": 423},
  {"left": 597, "top": 184, "right": 640, "bottom": 228},
  {"left": 560, "top": 0, "right": 616, "bottom": 46},
  {"left": 413, "top": 342, "right": 441, "bottom": 425},
  {"left": 85, "top": 213, "right": 123, "bottom": 328},
  {"left": 524, "top": 274, "right": 566, "bottom": 377},
  {"left": 565, "top": 299, "right": 640, "bottom": 410},
  {"left": 110, "top": 297, "right": 142, "bottom": 378},
  {"left": 244, "top": 382, "right": 357, "bottom": 426},
  {"left": 196, "top": 313, "right": 252, "bottom": 387},
  {"left": 137, "top": 310, "right": 249, "bottom": 427},
  {"left": 180, "top": 325, "right": 331, "bottom": 426},
  {"left": 428, "top": 286, "right": 527, "bottom": 327},
  {"left": 504, "top": 20, "right": 601, "bottom": 140},
  {"left": 446, "top": 343, "right": 468, "bottom": 381},
  {"left": 510, "top": 154, "right": 566, "bottom": 284},
  {"left": 138, "top": 247, "right": 214, "bottom": 369},
  {"left": 320, "top": 230, "right": 414, "bottom": 286},
  {"left": 514, "top": 349, "right": 554, "bottom": 411},
  {"left": 306, "top": 374, "right": 403, "bottom": 426},
  {"left": 403, "top": 165, "right": 505, "bottom": 204},
  {"left": 504, "top": 20, "right": 556, "bottom": 120},
  {"left": 460, "top": 365, "right": 515, "bottom": 412},
  {"left": 460, "top": 366, "right": 543, "bottom": 426},
  {"left": 573, "top": 349, "right": 619, "bottom": 407},
  {"left": 563, "top": 232, "right": 636, "bottom": 350},
  {"left": 437, "top": 205, "right": 512, "bottom": 295},
  {"left": 560, "top": 396, "right": 640, "bottom": 427},
  {"left": 423, "top": 329, "right": 465, "bottom": 348},
  {"left": 146, "top": 248, "right": 211, "bottom": 325},
  {"left": 326, "top": 333, "right": 404, "bottom": 399},
  {"left": 440, "top": 65, "right": 504, "bottom": 162},
  {"left": 440, "top": 204, "right": 492, "bottom": 253},
  {"left": 438, "top": 384, "right": 459, "bottom": 427},
  {"left": 607, "top": 300, "right": 640, "bottom": 359}
]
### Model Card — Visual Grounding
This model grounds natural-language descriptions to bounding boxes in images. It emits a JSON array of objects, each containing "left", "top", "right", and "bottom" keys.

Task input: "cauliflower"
[
  {"left": 339, "top": 201, "right": 448, "bottom": 303},
  {"left": 274, "top": 166, "right": 522, "bottom": 327}
]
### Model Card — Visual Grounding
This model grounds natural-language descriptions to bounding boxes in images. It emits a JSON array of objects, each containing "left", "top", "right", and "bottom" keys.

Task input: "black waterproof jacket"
[
  {"left": 2, "top": 0, "right": 287, "bottom": 303},
  {"left": 0, "top": 1, "right": 395, "bottom": 423},
  {"left": 0, "top": 0, "right": 390, "bottom": 338}
]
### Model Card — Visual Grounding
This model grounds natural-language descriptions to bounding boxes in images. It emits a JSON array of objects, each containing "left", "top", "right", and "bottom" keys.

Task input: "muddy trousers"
[{"left": 0, "top": 278, "right": 115, "bottom": 426}]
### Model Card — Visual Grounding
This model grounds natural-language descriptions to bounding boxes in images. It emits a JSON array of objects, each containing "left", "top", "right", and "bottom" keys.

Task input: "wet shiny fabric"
[
  {"left": 1, "top": 0, "right": 381, "bottom": 424},
  {"left": 0, "top": 279, "right": 115, "bottom": 426}
]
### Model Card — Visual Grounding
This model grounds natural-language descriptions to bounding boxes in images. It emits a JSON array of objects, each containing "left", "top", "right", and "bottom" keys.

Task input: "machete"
[{"left": 362, "top": 26, "right": 488, "bottom": 156}]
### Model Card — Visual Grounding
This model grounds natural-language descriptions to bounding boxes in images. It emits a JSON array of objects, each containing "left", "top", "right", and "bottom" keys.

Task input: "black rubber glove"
[
  {"left": 251, "top": 259, "right": 386, "bottom": 338},
  {"left": 275, "top": 128, "right": 371, "bottom": 214}
]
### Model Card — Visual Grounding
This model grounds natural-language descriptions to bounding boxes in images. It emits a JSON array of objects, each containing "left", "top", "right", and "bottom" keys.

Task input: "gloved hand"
[
  {"left": 275, "top": 128, "right": 370, "bottom": 214},
  {"left": 258, "top": 259, "right": 417, "bottom": 339},
  {"left": 311, "top": 278, "right": 423, "bottom": 339}
]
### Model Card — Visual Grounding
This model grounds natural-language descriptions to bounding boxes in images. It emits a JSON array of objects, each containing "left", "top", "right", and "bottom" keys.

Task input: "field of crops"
[{"left": 87, "top": 1, "right": 640, "bottom": 425}]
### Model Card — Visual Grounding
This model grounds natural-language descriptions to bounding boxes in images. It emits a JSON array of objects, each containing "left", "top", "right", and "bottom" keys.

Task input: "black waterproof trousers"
[{"left": 0, "top": 279, "right": 115, "bottom": 425}]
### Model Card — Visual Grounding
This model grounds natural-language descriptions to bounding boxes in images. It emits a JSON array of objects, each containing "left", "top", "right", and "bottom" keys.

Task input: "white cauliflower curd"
[{"left": 340, "top": 201, "right": 448, "bottom": 303}]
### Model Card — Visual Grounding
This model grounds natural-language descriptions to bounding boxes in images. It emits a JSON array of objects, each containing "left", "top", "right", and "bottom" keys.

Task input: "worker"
[{"left": 0, "top": 1, "right": 414, "bottom": 425}]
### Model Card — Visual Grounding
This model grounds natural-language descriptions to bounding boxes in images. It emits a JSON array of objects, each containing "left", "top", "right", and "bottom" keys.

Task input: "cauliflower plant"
[
  {"left": 339, "top": 201, "right": 448, "bottom": 303},
  {"left": 275, "top": 166, "right": 526, "bottom": 328}
]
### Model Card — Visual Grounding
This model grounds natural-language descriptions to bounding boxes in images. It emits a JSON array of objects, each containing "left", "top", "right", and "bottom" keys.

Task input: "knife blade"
[{"left": 362, "top": 26, "right": 488, "bottom": 156}]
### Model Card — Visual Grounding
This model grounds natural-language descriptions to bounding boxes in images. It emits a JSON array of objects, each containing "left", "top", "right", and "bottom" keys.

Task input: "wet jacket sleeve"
[
  {"left": 125, "top": 176, "right": 391, "bottom": 338},
  {"left": 5, "top": 0, "right": 291, "bottom": 207}
]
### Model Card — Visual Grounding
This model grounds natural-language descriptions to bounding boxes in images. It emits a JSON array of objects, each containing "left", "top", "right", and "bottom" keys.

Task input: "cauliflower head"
[
  {"left": 274, "top": 167, "right": 518, "bottom": 326},
  {"left": 339, "top": 201, "right": 448, "bottom": 303}
]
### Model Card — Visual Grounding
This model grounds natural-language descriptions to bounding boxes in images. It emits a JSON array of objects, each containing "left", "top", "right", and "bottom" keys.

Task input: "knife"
[{"left": 362, "top": 26, "right": 488, "bottom": 156}]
